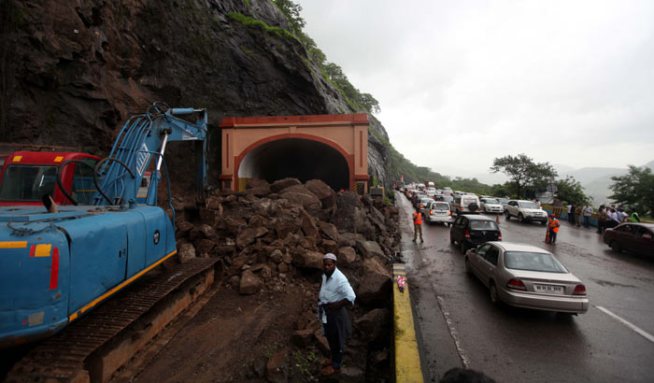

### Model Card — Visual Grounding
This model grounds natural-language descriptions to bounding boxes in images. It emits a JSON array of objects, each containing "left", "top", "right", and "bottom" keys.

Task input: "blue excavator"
[{"left": 0, "top": 103, "right": 208, "bottom": 348}]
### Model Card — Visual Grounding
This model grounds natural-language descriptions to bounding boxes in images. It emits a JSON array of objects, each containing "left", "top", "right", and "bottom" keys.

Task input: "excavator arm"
[{"left": 94, "top": 103, "right": 208, "bottom": 206}]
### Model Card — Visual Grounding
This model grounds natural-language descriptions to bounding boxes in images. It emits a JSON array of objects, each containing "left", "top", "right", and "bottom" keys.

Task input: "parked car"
[
  {"left": 464, "top": 242, "right": 589, "bottom": 314},
  {"left": 423, "top": 200, "right": 453, "bottom": 226},
  {"left": 497, "top": 197, "right": 510, "bottom": 208},
  {"left": 452, "top": 194, "right": 481, "bottom": 215},
  {"left": 603, "top": 223, "right": 654, "bottom": 256},
  {"left": 504, "top": 200, "right": 548, "bottom": 224},
  {"left": 450, "top": 214, "right": 501, "bottom": 253},
  {"left": 480, "top": 197, "right": 504, "bottom": 214}
]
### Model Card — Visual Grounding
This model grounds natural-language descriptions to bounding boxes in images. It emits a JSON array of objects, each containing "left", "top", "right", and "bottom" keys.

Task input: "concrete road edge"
[{"left": 393, "top": 263, "right": 425, "bottom": 383}]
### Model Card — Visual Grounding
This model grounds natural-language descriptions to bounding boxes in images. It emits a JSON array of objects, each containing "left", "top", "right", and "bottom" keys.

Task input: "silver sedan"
[{"left": 464, "top": 242, "right": 589, "bottom": 314}]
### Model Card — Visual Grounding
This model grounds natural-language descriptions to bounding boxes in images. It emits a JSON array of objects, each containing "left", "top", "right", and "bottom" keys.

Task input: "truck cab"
[{"left": 0, "top": 151, "right": 100, "bottom": 206}]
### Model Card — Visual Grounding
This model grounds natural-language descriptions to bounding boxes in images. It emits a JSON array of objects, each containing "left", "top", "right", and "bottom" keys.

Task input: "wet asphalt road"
[{"left": 395, "top": 192, "right": 654, "bottom": 383}]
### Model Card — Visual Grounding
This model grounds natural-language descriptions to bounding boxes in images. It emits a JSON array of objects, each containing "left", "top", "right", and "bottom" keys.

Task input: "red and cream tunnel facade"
[{"left": 219, "top": 114, "right": 369, "bottom": 193}]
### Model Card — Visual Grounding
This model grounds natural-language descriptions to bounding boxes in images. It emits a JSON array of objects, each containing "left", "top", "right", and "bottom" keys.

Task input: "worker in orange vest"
[
  {"left": 413, "top": 204, "right": 424, "bottom": 243},
  {"left": 547, "top": 214, "right": 561, "bottom": 244}
]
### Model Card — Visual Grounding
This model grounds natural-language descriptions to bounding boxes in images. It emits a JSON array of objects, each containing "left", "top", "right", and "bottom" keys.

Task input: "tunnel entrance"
[{"left": 238, "top": 138, "right": 350, "bottom": 191}]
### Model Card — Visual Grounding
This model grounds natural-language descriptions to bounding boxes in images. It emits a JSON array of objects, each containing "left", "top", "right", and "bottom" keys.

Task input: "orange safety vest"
[
  {"left": 413, "top": 211, "right": 423, "bottom": 225},
  {"left": 549, "top": 218, "right": 560, "bottom": 233}
]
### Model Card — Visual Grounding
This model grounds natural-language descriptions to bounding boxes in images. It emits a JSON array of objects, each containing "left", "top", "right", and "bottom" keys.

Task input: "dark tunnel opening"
[{"left": 238, "top": 139, "right": 350, "bottom": 191}]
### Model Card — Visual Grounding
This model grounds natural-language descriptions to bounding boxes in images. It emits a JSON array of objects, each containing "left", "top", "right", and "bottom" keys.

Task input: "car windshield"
[
  {"left": 518, "top": 201, "right": 538, "bottom": 209},
  {"left": 483, "top": 198, "right": 499, "bottom": 204},
  {"left": 504, "top": 251, "right": 568, "bottom": 273},
  {"left": 470, "top": 221, "right": 498, "bottom": 230}
]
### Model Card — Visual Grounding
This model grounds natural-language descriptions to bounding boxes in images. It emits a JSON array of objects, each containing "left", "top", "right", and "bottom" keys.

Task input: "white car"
[
  {"left": 480, "top": 197, "right": 504, "bottom": 214},
  {"left": 504, "top": 200, "right": 548, "bottom": 224},
  {"left": 422, "top": 200, "right": 453, "bottom": 225},
  {"left": 464, "top": 242, "right": 588, "bottom": 314}
]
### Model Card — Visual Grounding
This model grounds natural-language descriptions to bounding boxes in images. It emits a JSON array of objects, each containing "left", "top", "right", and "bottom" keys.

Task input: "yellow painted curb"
[{"left": 393, "top": 263, "right": 424, "bottom": 383}]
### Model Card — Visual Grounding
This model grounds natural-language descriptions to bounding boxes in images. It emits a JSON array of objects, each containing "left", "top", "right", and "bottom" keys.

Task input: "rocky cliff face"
[{"left": 0, "top": 0, "right": 390, "bottom": 186}]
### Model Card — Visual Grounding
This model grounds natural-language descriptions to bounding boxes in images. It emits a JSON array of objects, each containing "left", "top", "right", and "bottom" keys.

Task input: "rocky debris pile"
[{"left": 174, "top": 177, "right": 400, "bottom": 381}]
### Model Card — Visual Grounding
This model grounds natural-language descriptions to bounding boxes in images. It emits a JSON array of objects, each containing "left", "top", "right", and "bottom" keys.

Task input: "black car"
[{"left": 450, "top": 214, "right": 502, "bottom": 253}]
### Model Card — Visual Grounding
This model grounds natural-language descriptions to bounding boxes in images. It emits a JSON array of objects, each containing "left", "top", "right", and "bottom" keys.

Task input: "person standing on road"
[
  {"left": 575, "top": 205, "right": 583, "bottom": 227},
  {"left": 413, "top": 204, "right": 424, "bottom": 243},
  {"left": 582, "top": 205, "right": 593, "bottom": 228},
  {"left": 318, "top": 253, "right": 356, "bottom": 377},
  {"left": 547, "top": 214, "right": 561, "bottom": 244},
  {"left": 568, "top": 203, "right": 576, "bottom": 225}
]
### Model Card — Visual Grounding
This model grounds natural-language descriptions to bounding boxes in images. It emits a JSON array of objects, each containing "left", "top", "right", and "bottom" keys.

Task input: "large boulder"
[
  {"left": 356, "top": 257, "right": 392, "bottom": 305},
  {"left": 246, "top": 178, "right": 271, "bottom": 197},
  {"left": 239, "top": 269, "right": 263, "bottom": 295},
  {"left": 305, "top": 179, "right": 336, "bottom": 209},
  {"left": 280, "top": 185, "right": 322, "bottom": 213},
  {"left": 270, "top": 178, "right": 301, "bottom": 193},
  {"left": 356, "top": 240, "right": 386, "bottom": 259},
  {"left": 292, "top": 249, "right": 323, "bottom": 270}
]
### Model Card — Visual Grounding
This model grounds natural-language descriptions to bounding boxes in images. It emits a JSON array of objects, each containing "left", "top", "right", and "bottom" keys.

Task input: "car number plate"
[{"left": 534, "top": 284, "right": 565, "bottom": 294}]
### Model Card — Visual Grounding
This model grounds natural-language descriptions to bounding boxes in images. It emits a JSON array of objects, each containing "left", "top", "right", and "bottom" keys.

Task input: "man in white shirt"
[{"left": 318, "top": 253, "right": 356, "bottom": 376}]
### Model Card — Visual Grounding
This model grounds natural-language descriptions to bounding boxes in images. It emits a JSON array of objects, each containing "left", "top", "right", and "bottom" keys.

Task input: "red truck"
[{"left": 0, "top": 151, "right": 100, "bottom": 206}]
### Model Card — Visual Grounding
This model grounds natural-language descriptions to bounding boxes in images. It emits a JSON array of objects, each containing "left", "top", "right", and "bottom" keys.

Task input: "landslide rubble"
[{"left": 172, "top": 178, "right": 400, "bottom": 381}]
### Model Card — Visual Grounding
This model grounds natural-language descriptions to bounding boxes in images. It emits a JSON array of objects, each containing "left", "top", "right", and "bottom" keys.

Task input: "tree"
[
  {"left": 490, "top": 154, "right": 557, "bottom": 198},
  {"left": 271, "top": 0, "right": 305, "bottom": 34},
  {"left": 555, "top": 176, "right": 590, "bottom": 205},
  {"left": 609, "top": 166, "right": 654, "bottom": 215}
]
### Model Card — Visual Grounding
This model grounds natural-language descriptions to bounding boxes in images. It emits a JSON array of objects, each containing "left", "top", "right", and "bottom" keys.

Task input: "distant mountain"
[{"left": 556, "top": 162, "right": 654, "bottom": 205}]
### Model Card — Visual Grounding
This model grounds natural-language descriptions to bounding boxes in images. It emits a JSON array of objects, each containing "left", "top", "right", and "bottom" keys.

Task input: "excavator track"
[{"left": 5, "top": 257, "right": 221, "bottom": 383}]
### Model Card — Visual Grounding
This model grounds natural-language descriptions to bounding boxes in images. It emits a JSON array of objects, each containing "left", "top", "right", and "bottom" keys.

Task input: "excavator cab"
[{"left": 0, "top": 152, "right": 100, "bottom": 206}]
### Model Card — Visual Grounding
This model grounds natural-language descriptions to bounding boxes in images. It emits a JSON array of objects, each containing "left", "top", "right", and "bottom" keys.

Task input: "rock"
[
  {"left": 292, "top": 249, "right": 323, "bottom": 270},
  {"left": 318, "top": 221, "right": 340, "bottom": 241},
  {"left": 271, "top": 177, "right": 301, "bottom": 193},
  {"left": 269, "top": 249, "right": 284, "bottom": 263},
  {"left": 299, "top": 209, "right": 319, "bottom": 238},
  {"left": 236, "top": 226, "right": 269, "bottom": 249},
  {"left": 291, "top": 329, "right": 315, "bottom": 347},
  {"left": 305, "top": 179, "right": 336, "bottom": 209},
  {"left": 331, "top": 191, "right": 361, "bottom": 232},
  {"left": 265, "top": 348, "right": 288, "bottom": 383},
  {"left": 177, "top": 243, "right": 196, "bottom": 264},
  {"left": 205, "top": 195, "right": 223, "bottom": 211},
  {"left": 175, "top": 220, "right": 194, "bottom": 239},
  {"left": 194, "top": 238, "right": 216, "bottom": 256},
  {"left": 357, "top": 257, "right": 392, "bottom": 305},
  {"left": 337, "top": 232, "right": 361, "bottom": 247},
  {"left": 313, "top": 329, "right": 330, "bottom": 356},
  {"left": 354, "top": 308, "right": 390, "bottom": 343},
  {"left": 320, "top": 239, "right": 338, "bottom": 254},
  {"left": 355, "top": 240, "right": 386, "bottom": 259},
  {"left": 246, "top": 178, "right": 271, "bottom": 196},
  {"left": 280, "top": 190, "right": 322, "bottom": 213},
  {"left": 337, "top": 246, "right": 358, "bottom": 268},
  {"left": 198, "top": 208, "right": 220, "bottom": 226},
  {"left": 239, "top": 269, "right": 263, "bottom": 295},
  {"left": 339, "top": 366, "right": 366, "bottom": 382},
  {"left": 224, "top": 215, "right": 247, "bottom": 234}
]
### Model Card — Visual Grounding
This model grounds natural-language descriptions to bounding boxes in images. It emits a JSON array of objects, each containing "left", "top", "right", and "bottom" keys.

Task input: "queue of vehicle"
[{"left": 400, "top": 183, "right": 591, "bottom": 316}]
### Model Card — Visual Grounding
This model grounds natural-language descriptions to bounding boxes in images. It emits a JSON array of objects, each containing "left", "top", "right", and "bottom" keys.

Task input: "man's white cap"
[{"left": 323, "top": 253, "right": 337, "bottom": 261}]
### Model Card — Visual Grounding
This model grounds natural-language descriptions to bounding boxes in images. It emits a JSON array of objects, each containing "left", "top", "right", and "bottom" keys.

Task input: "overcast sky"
[{"left": 295, "top": 0, "right": 654, "bottom": 181}]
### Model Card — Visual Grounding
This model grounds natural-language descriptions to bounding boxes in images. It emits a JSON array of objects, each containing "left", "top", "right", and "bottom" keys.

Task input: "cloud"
[{"left": 297, "top": 0, "right": 654, "bottom": 176}]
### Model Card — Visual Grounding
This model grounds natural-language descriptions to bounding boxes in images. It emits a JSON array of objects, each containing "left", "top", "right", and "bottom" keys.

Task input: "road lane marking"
[
  {"left": 437, "top": 295, "right": 470, "bottom": 368},
  {"left": 596, "top": 306, "right": 654, "bottom": 343}
]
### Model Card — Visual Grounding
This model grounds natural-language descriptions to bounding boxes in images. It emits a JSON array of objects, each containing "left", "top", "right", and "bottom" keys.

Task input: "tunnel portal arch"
[
  {"left": 238, "top": 137, "right": 350, "bottom": 191},
  {"left": 219, "top": 114, "right": 369, "bottom": 193}
]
